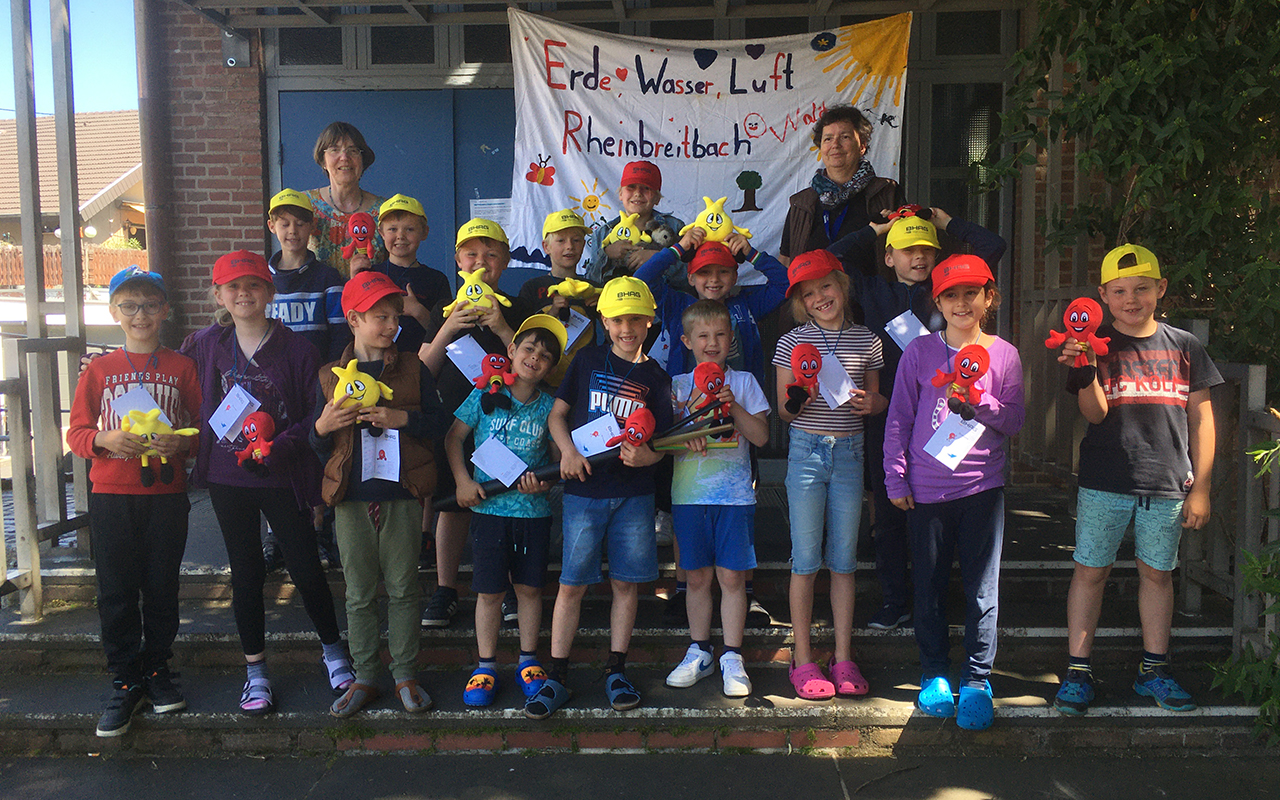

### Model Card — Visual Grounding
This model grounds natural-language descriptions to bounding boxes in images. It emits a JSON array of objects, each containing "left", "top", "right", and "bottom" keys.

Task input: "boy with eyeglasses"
[{"left": 68, "top": 266, "right": 202, "bottom": 737}]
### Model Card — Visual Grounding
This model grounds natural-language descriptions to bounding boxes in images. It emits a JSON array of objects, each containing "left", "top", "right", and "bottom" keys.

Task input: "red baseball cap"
[
  {"left": 931, "top": 254, "right": 994, "bottom": 298},
  {"left": 620, "top": 160, "right": 661, "bottom": 192},
  {"left": 212, "top": 250, "right": 272, "bottom": 285},
  {"left": 342, "top": 271, "right": 405, "bottom": 315},
  {"left": 688, "top": 242, "right": 738, "bottom": 275},
  {"left": 785, "top": 249, "right": 842, "bottom": 297}
]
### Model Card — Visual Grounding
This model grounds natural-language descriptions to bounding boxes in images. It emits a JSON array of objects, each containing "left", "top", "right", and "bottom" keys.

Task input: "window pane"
[
  {"left": 745, "top": 17, "right": 808, "bottom": 39},
  {"left": 930, "top": 83, "right": 1002, "bottom": 229},
  {"left": 463, "top": 25, "right": 512, "bottom": 63},
  {"left": 935, "top": 11, "right": 1002, "bottom": 56},
  {"left": 371, "top": 26, "right": 435, "bottom": 65},
  {"left": 649, "top": 19, "right": 715, "bottom": 41},
  {"left": 279, "top": 28, "right": 343, "bottom": 66}
]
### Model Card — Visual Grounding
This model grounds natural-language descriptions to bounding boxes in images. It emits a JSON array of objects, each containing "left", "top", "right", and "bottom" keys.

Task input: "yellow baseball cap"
[
  {"left": 596, "top": 276, "right": 655, "bottom": 318},
  {"left": 1100, "top": 244, "right": 1161, "bottom": 284},
  {"left": 514, "top": 313, "right": 570, "bottom": 364},
  {"left": 542, "top": 209, "right": 589, "bottom": 240},
  {"left": 886, "top": 216, "right": 940, "bottom": 250},
  {"left": 269, "top": 188, "right": 313, "bottom": 215},
  {"left": 455, "top": 218, "right": 509, "bottom": 250},
  {"left": 378, "top": 193, "right": 427, "bottom": 222}
]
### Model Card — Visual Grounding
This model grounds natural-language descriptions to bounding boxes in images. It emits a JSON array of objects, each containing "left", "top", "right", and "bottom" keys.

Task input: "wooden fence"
[{"left": 0, "top": 245, "right": 148, "bottom": 289}]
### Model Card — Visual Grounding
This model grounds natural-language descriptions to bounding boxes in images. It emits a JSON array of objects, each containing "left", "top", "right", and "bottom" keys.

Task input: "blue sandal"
[
  {"left": 604, "top": 672, "right": 641, "bottom": 711},
  {"left": 523, "top": 678, "right": 572, "bottom": 720},
  {"left": 463, "top": 666, "right": 498, "bottom": 708},
  {"left": 956, "top": 680, "right": 994, "bottom": 730},
  {"left": 917, "top": 675, "right": 956, "bottom": 718}
]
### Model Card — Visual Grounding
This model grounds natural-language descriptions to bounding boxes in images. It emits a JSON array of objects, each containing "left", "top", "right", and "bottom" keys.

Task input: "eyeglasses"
[
  {"left": 325, "top": 146, "right": 363, "bottom": 159},
  {"left": 115, "top": 301, "right": 165, "bottom": 317}
]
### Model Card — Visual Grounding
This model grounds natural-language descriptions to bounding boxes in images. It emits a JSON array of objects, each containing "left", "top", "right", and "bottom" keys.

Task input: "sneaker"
[
  {"left": 262, "top": 539, "right": 285, "bottom": 573},
  {"left": 745, "top": 593, "right": 772, "bottom": 627},
  {"left": 421, "top": 587, "right": 459, "bottom": 629},
  {"left": 502, "top": 588, "right": 519, "bottom": 625},
  {"left": 665, "top": 644, "right": 715, "bottom": 688},
  {"left": 655, "top": 509, "right": 674, "bottom": 546},
  {"left": 96, "top": 680, "right": 147, "bottom": 738},
  {"left": 1133, "top": 665, "right": 1197, "bottom": 711},
  {"left": 317, "top": 536, "right": 342, "bottom": 570},
  {"left": 144, "top": 666, "right": 187, "bottom": 714},
  {"left": 662, "top": 591, "right": 688, "bottom": 627},
  {"left": 867, "top": 605, "right": 911, "bottom": 631},
  {"left": 719, "top": 651, "right": 751, "bottom": 697},
  {"left": 1054, "top": 669, "right": 1095, "bottom": 716}
]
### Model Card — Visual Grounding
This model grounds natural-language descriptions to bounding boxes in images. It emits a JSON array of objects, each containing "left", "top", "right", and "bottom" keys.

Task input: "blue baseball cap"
[{"left": 108, "top": 266, "right": 167, "bottom": 299}]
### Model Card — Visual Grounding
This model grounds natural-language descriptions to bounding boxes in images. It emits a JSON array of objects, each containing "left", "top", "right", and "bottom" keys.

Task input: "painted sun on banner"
[{"left": 506, "top": 8, "right": 911, "bottom": 270}]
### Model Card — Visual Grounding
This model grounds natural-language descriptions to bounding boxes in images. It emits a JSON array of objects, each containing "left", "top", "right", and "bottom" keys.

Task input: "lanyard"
[
  {"left": 822, "top": 205, "right": 850, "bottom": 242},
  {"left": 230, "top": 324, "right": 272, "bottom": 389},
  {"left": 121, "top": 348, "right": 159, "bottom": 385},
  {"left": 814, "top": 322, "right": 846, "bottom": 356},
  {"left": 604, "top": 350, "right": 641, "bottom": 419}
]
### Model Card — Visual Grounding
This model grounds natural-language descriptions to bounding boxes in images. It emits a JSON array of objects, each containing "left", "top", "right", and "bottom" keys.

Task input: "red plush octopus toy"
[
  {"left": 1045, "top": 297, "right": 1111, "bottom": 394},
  {"left": 475, "top": 353, "right": 516, "bottom": 413},
  {"left": 606, "top": 407, "right": 656, "bottom": 448},
  {"left": 691, "top": 361, "right": 734, "bottom": 440},
  {"left": 235, "top": 411, "right": 275, "bottom": 477},
  {"left": 931, "top": 343, "right": 989, "bottom": 421},
  {"left": 341, "top": 212, "right": 377, "bottom": 261},
  {"left": 785, "top": 343, "right": 822, "bottom": 415}
]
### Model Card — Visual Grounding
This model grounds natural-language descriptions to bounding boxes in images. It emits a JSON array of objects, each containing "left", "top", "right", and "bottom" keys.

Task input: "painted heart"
[
  {"left": 693, "top": 49, "right": 717, "bottom": 70},
  {"left": 615, "top": 67, "right": 628, "bottom": 81},
  {"left": 745, "top": 44, "right": 765, "bottom": 59}
]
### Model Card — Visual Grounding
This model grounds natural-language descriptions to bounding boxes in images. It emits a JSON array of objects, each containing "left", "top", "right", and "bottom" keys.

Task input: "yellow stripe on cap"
[
  {"left": 1100, "top": 244, "right": 1161, "bottom": 284},
  {"left": 455, "top": 218, "right": 509, "bottom": 249},
  {"left": 379, "top": 193, "right": 427, "bottom": 221},
  {"left": 269, "top": 188, "right": 313, "bottom": 214},
  {"left": 542, "top": 209, "right": 589, "bottom": 239}
]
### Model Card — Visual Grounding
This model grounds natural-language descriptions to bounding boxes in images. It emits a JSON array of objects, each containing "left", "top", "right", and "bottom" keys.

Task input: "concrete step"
[{"left": 0, "top": 662, "right": 1262, "bottom": 758}]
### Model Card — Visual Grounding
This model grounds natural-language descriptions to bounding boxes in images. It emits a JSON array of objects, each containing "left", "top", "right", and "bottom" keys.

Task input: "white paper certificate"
[
  {"left": 922, "top": 413, "right": 986, "bottom": 471},
  {"left": 563, "top": 308, "right": 592, "bottom": 347},
  {"left": 361, "top": 428, "right": 401, "bottom": 482},
  {"left": 113, "top": 385, "right": 171, "bottom": 428},
  {"left": 817, "top": 356, "right": 859, "bottom": 410},
  {"left": 445, "top": 335, "right": 487, "bottom": 383},
  {"left": 885, "top": 310, "right": 931, "bottom": 352},
  {"left": 470, "top": 437, "right": 529, "bottom": 488},
  {"left": 571, "top": 414, "right": 622, "bottom": 457},
  {"left": 209, "top": 384, "right": 261, "bottom": 442}
]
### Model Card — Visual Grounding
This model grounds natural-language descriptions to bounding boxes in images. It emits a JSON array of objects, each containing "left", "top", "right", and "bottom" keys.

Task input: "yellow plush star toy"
[
  {"left": 601, "top": 212, "right": 653, "bottom": 247},
  {"left": 121, "top": 408, "right": 198, "bottom": 487},
  {"left": 441, "top": 267, "right": 513, "bottom": 316},
  {"left": 678, "top": 196, "right": 752, "bottom": 242},
  {"left": 331, "top": 359, "right": 394, "bottom": 409}
]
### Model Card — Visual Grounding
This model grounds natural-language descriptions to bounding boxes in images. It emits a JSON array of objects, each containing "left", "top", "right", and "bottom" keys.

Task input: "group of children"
[{"left": 70, "top": 155, "right": 1219, "bottom": 738}]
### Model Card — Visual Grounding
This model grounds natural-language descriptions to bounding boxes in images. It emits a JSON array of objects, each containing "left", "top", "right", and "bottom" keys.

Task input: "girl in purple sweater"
[
  {"left": 182, "top": 250, "right": 353, "bottom": 715},
  {"left": 883, "top": 255, "right": 1024, "bottom": 731}
]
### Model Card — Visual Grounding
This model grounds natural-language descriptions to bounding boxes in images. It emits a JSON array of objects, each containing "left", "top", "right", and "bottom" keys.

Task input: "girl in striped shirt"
[{"left": 772, "top": 250, "right": 885, "bottom": 700}]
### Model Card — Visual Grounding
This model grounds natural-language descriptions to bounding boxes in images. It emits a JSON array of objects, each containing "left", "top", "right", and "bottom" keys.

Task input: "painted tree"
[{"left": 733, "top": 171, "right": 763, "bottom": 213}]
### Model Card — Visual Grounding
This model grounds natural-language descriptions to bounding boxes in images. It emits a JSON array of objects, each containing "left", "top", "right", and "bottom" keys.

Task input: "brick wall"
[{"left": 155, "top": 2, "right": 267, "bottom": 339}]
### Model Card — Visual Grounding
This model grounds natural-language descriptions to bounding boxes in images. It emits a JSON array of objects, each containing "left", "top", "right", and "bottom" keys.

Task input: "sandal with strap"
[
  {"left": 330, "top": 682, "right": 379, "bottom": 718},
  {"left": 239, "top": 678, "right": 275, "bottom": 716},
  {"left": 463, "top": 666, "right": 498, "bottom": 708},
  {"left": 517, "top": 660, "right": 548, "bottom": 699},
  {"left": 789, "top": 660, "right": 835, "bottom": 700},
  {"left": 322, "top": 652, "right": 355, "bottom": 696},
  {"left": 604, "top": 672, "right": 641, "bottom": 711},
  {"left": 523, "top": 678, "right": 572, "bottom": 720},
  {"left": 828, "top": 657, "right": 870, "bottom": 697},
  {"left": 395, "top": 679, "right": 433, "bottom": 713}
]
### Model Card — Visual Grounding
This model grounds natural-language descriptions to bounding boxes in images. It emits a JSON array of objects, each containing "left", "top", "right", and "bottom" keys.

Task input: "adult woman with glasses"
[{"left": 305, "top": 121, "right": 389, "bottom": 276}]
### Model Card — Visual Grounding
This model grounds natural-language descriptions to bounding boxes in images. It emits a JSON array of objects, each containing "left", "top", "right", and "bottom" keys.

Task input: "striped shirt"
[{"left": 773, "top": 321, "right": 884, "bottom": 435}]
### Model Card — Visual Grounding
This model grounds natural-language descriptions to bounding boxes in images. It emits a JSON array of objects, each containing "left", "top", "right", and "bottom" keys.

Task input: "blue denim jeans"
[{"left": 784, "top": 429, "right": 865, "bottom": 575}]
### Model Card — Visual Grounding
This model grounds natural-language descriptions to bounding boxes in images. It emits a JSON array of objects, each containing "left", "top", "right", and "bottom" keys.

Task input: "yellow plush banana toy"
[
  {"left": 678, "top": 196, "right": 753, "bottom": 242},
  {"left": 441, "top": 267, "right": 513, "bottom": 316},
  {"left": 601, "top": 212, "right": 653, "bottom": 247},
  {"left": 121, "top": 408, "right": 198, "bottom": 487}
]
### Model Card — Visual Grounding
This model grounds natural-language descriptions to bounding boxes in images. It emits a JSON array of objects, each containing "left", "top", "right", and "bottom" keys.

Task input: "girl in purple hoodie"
[{"left": 883, "top": 254, "right": 1024, "bottom": 731}]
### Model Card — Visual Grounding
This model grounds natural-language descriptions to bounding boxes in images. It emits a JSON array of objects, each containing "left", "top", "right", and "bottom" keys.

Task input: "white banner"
[{"left": 507, "top": 9, "right": 911, "bottom": 268}]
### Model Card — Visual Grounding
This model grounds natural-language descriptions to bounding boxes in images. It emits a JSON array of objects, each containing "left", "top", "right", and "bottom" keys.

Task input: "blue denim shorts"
[
  {"left": 559, "top": 493, "right": 658, "bottom": 585},
  {"left": 784, "top": 429, "right": 864, "bottom": 575},
  {"left": 672, "top": 504, "right": 757, "bottom": 572},
  {"left": 1074, "top": 487, "right": 1184, "bottom": 572}
]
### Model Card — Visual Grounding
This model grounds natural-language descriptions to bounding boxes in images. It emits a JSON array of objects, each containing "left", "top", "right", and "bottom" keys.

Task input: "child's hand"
[
  {"left": 79, "top": 350, "right": 105, "bottom": 376},
  {"left": 723, "top": 232, "right": 750, "bottom": 256},
  {"left": 1056, "top": 337, "right": 1095, "bottom": 366},
  {"left": 150, "top": 433, "right": 186, "bottom": 459},
  {"left": 1182, "top": 487, "right": 1210, "bottom": 529},
  {"left": 625, "top": 248, "right": 651, "bottom": 270},
  {"left": 549, "top": 294, "right": 570, "bottom": 313},
  {"left": 848, "top": 389, "right": 883, "bottom": 416},
  {"left": 684, "top": 435, "right": 708, "bottom": 455},
  {"left": 868, "top": 219, "right": 892, "bottom": 237},
  {"left": 403, "top": 285, "right": 431, "bottom": 325},
  {"left": 474, "top": 301, "right": 512, "bottom": 339},
  {"left": 620, "top": 441, "right": 662, "bottom": 468},
  {"left": 560, "top": 448, "right": 591, "bottom": 482},
  {"left": 94, "top": 428, "right": 147, "bottom": 458},
  {"left": 929, "top": 208, "right": 952, "bottom": 231},
  {"left": 516, "top": 471, "right": 552, "bottom": 495},
  {"left": 678, "top": 226, "right": 706, "bottom": 252},
  {"left": 716, "top": 384, "right": 736, "bottom": 408},
  {"left": 358, "top": 406, "right": 409, "bottom": 430},
  {"left": 349, "top": 252, "right": 373, "bottom": 274},
  {"left": 440, "top": 301, "right": 480, "bottom": 338},
  {"left": 890, "top": 494, "right": 915, "bottom": 511},
  {"left": 315, "top": 399, "right": 359, "bottom": 436},
  {"left": 456, "top": 477, "right": 486, "bottom": 508},
  {"left": 603, "top": 240, "right": 634, "bottom": 262}
]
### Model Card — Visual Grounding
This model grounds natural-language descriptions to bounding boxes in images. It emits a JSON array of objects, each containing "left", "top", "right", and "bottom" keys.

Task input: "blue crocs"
[
  {"left": 1133, "top": 665, "right": 1196, "bottom": 711},
  {"left": 517, "top": 659, "right": 548, "bottom": 699},
  {"left": 917, "top": 675, "right": 956, "bottom": 718},
  {"left": 463, "top": 666, "right": 497, "bottom": 708},
  {"left": 1053, "top": 669, "right": 1095, "bottom": 716},
  {"left": 956, "top": 681, "right": 994, "bottom": 730}
]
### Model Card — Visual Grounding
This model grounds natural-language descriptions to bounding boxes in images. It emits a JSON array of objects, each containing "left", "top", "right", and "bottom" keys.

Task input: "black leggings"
[{"left": 208, "top": 483, "right": 341, "bottom": 655}]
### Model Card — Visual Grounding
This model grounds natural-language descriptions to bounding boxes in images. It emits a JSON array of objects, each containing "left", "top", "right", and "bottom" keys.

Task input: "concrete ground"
[{"left": 3, "top": 753, "right": 1279, "bottom": 800}]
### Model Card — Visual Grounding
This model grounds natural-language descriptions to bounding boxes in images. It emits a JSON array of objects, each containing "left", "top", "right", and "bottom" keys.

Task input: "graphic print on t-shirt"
[
  {"left": 587, "top": 369, "right": 652, "bottom": 423},
  {"left": 1099, "top": 348, "right": 1190, "bottom": 407}
]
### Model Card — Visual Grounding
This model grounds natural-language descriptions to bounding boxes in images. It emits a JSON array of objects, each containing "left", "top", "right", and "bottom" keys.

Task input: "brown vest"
[
  {"left": 783, "top": 176, "right": 901, "bottom": 257},
  {"left": 318, "top": 346, "right": 437, "bottom": 506}
]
